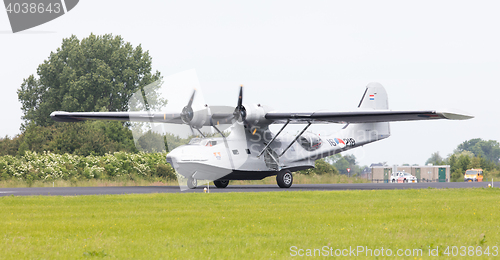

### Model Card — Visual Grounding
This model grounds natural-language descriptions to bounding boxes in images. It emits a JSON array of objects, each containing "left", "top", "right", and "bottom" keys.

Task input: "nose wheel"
[
  {"left": 276, "top": 170, "right": 293, "bottom": 188},
  {"left": 187, "top": 177, "right": 197, "bottom": 189}
]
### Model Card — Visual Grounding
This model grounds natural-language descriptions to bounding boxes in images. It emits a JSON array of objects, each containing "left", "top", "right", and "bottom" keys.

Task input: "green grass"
[{"left": 1, "top": 188, "right": 500, "bottom": 259}]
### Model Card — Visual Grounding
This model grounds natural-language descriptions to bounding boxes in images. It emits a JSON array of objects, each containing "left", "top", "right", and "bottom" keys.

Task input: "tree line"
[{"left": 426, "top": 138, "right": 500, "bottom": 181}]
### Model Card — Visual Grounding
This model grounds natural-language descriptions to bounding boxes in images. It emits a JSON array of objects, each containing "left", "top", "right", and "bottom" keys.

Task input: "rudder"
[
  {"left": 358, "top": 82, "right": 389, "bottom": 110},
  {"left": 344, "top": 82, "right": 390, "bottom": 143}
]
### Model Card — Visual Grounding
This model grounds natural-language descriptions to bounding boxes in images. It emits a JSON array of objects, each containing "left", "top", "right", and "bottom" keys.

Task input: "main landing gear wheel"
[
  {"left": 214, "top": 180, "right": 229, "bottom": 188},
  {"left": 187, "top": 177, "right": 197, "bottom": 189},
  {"left": 276, "top": 170, "right": 293, "bottom": 188}
]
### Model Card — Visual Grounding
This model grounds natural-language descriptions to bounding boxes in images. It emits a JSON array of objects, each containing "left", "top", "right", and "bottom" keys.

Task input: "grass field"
[{"left": 1, "top": 188, "right": 499, "bottom": 259}]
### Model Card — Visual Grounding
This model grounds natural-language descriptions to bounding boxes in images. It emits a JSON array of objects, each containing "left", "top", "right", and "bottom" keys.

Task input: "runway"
[{"left": 0, "top": 181, "right": 497, "bottom": 196}]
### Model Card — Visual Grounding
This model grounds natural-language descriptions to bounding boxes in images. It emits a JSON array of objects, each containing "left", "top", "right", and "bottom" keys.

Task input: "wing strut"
[
  {"left": 196, "top": 128, "right": 206, "bottom": 138},
  {"left": 210, "top": 119, "right": 234, "bottom": 170},
  {"left": 279, "top": 122, "right": 312, "bottom": 157},
  {"left": 264, "top": 148, "right": 281, "bottom": 171},
  {"left": 257, "top": 120, "right": 290, "bottom": 158}
]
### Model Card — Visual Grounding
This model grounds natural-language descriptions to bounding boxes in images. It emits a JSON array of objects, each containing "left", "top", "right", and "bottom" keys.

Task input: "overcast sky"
[{"left": 1, "top": 1, "right": 499, "bottom": 166}]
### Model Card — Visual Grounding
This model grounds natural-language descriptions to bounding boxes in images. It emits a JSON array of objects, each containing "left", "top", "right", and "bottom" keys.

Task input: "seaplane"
[{"left": 51, "top": 82, "right": 473, "bottom": 190}]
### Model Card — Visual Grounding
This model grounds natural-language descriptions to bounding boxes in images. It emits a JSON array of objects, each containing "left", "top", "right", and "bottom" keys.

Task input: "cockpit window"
[
  {"left": 205, "top": 140, "right": 217, "bottom": 146},
  {"left": 188, "top": 138, "right": 202, "bottom": 145}
]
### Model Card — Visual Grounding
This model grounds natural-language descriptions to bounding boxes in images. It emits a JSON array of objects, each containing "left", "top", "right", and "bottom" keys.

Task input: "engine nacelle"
[
  {"left": 181, "top": 106, "right": 208, "bottom": 129},
  {"left": 243, "top": 103, "right": 273, "bottom": 127},
  {"left": 191, "top": 108, "right": 209, "bottom": 129}
]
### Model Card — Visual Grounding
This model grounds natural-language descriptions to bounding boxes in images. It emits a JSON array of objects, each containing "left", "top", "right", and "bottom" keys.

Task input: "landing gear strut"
[{"left": 276, "top": 170, "right": 293, "bottom": 188}]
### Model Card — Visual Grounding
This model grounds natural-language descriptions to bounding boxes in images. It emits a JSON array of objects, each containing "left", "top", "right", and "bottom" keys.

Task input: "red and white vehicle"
[{"left": 390, "top": 171, "right": 418, "bottom": 183}]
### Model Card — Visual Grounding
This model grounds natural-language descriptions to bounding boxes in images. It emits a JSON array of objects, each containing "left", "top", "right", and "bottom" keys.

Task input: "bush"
[
  {"left": 0, "top": 151, "right": 170, "bottom": 183},
  {"left": 298, "top": 159, "right": 339, "bottom": 175},
  {"left": 450, "top": 170, "right": 463, "bottom": 182},
  {"left": 156, "top": 164, "right": 176, "bottom": 180}
]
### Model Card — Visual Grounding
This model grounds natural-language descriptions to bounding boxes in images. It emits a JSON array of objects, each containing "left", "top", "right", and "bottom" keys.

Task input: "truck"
[{"left": 464, "top": 168, "right": 483, "bottom": 182}]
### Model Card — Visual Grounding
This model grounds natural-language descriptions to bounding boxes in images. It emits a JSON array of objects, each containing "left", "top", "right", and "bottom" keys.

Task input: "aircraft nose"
[{"left": 166, "top": 154, "right": 176, "bottom": 170}]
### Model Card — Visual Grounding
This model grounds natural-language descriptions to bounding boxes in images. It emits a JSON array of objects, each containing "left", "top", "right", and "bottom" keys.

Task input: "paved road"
[{"left": 0, "top": 181, "right": 497, "bottom": 196}]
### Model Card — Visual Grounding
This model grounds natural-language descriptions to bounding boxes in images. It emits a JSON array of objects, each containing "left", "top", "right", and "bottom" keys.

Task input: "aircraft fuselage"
[{"left": 166, "top": 120, "right": 390, "bottom": 181}]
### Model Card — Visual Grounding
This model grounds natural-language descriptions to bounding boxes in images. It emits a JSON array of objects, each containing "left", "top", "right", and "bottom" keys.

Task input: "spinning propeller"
[
  {"left": 233, "top": 85, "right": 246, "bottom": 122},
  {"left": 180, "top": 90, "right": 196, "bottom": 125}
]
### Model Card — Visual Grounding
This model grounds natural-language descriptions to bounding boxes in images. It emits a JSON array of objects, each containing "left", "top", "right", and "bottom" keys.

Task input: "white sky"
[{"left": 1, "top": 1, "right": 499, "bottom": 166}]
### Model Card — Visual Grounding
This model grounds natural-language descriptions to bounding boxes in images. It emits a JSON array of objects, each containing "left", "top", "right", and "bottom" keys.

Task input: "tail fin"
[
  {"left": 358, "top": 82, "right": 388, "bottom": 110},
  {"left": 343, "top": 82, "right": 390, "bottom": 143}
]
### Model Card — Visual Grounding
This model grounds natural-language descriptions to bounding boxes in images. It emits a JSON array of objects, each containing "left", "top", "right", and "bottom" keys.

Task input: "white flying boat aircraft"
[{"left": 51, "top": 82, "right": 472, "bottom": 189}]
